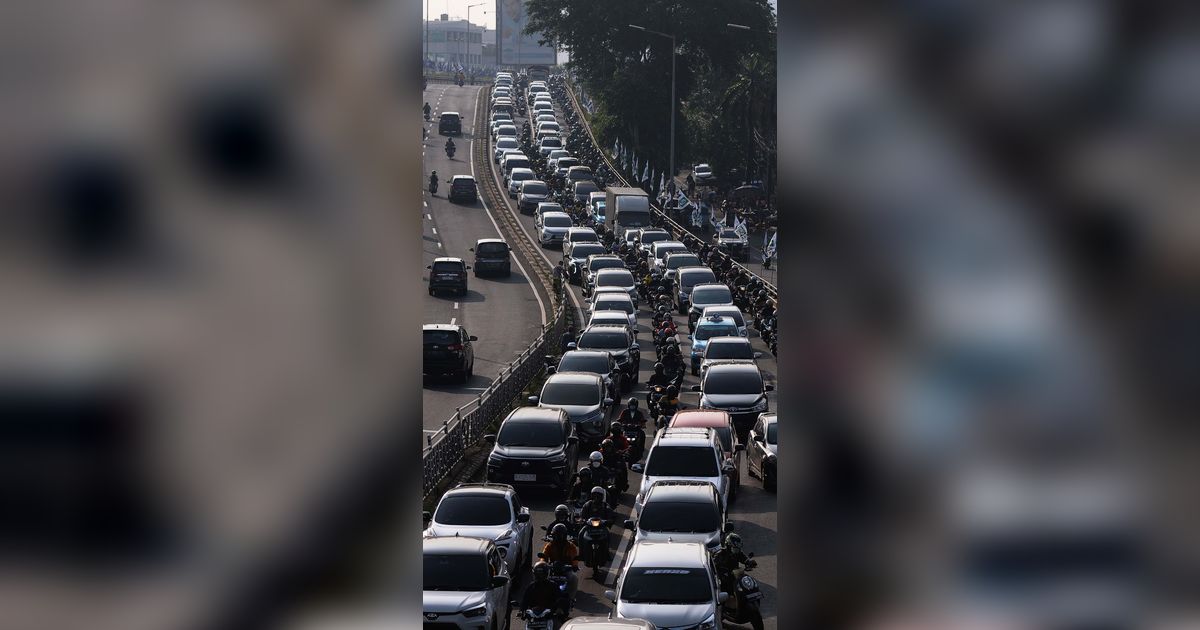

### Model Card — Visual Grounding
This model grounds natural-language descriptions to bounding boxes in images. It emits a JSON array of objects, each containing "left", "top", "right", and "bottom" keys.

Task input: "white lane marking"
[
  {"left": 432, "top": 227, "right": 438, "bottom": 235},
  {"left": 449, "top": 317, "right": 456, "bottom": 325},
  {"left": 453, "top": 302, "right": 459, "bottom": 310},
  {"left": 605, "top": 526, "right": 634, "bottom": 587},
  {"left": 469, "top": 133, "right": 548, "bottom": 326},
  {"left": 437, "top": 241, "right": 442, "bottom": 248},
  {"left": 424, "top": 201, "right": 428, "bottom": 208}
]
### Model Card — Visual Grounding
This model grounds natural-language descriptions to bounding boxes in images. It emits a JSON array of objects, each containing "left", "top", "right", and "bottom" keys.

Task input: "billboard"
[{"left": 496, "top": 0, "right": 557, "bottom": 66}]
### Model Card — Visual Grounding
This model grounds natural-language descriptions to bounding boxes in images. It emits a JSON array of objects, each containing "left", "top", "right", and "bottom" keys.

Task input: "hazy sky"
[{"left": 423, "top": 0, "right": 777, "bottom": 32}]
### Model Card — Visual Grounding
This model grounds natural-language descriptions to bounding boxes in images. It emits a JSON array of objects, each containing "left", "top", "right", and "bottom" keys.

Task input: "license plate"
[{"left": 514, "top": 474, "right": 536, "bottom": 482}]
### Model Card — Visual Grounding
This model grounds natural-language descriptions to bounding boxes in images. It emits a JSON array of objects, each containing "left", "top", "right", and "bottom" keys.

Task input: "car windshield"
[
  {"left": 681, "top": 271, "right": 717, "bottom": 289},
  {"left": 706, "top": 342, "right": 752, "bottom": 360},
  {"left": 704, "top": 371, "right": 763, "bottom": 395},
  {"left": 433, "top": 495, "right": 510, "bottom": 525},
  {"left": 571, "top": 244, "right": 605, "bottom": 259},
  {"left": 558, "top": 159, "right": 579, "bottom": 169},
  {"left": 692, "top": 287, "right": 732, "bottom": 305},
  {"left": 639, "top": 500, "right": 721, "bottom": 533},
  {"left": 645, "top": 446, "right": 719, "bottom": 477},
  {"left": 655, "top": 246, "right": 687, "bottom": 261},
  {"left": 594, "top": 299, "right": 633, "bottom": 314},
  {"left": 476, "top": 243, "right": 507, "bottom": 255},
  {"left": 424, "top": 330, "right": 459, "bottom": 345},
  {"left": 497, "top": 138, "right": 517, "bottom": 147},
  {"left": 523, "top": 183, "right": 548, "bottom": 195},
  {"left": 544, "top": 215, "right": 572, "bottom": 228},
  {"left": 696, "top": 324, "right": 738, "bottom": 341},
  {"left": 621, "top": 567, "right": 714, "bottom": 604},
  {"left": 506, "top": 159, "right": 530, "bottom": 169},
  {"left": 541, "top": 138, "right": 562, "bottom": 147},
  {"left": 766, "top": 423, "right": 777, "bottom": 444},
  {"left": 498, "top": 126, "right": 516, "bottom": 134},
  {"left": 589, "top": 258, "right": 624, "bottom": 272},
  {"left": 497, "top": 420, "right": 564, "bottom": 447},
  {"left": 539, "top": 205, "right": 563, "bottom": 214},
  {"left": 431, "top": 262, "right": 462, "bottom": 274},
  {"left": 641, "top": 232, "right": 668, "bottom": 245},
  {"left": 511, "top": 172, "right": 532, "bottom": 182},
  {"left": 578, "top": 330, "right": 629, "bottom": 350},
  {"left": 559, "top": 354, "right": 609, "bottom": 374},
  {"left": 569, "top": 169, "right": 593, "bottom": 179},
  {"left": 541, "top": 382, "right": 600, "bottom": 406},
  {"left": 575, "top": 182, "right": 598, "bottom": 193},
  {"left": 424, "top": 554, "right": 489, "bottom": 592},
  {"left": 667, "top": 255, "right": 701, "bottom": 270},
  {"left": 597, "top": 271, "right": 634, "bottom": 287}
]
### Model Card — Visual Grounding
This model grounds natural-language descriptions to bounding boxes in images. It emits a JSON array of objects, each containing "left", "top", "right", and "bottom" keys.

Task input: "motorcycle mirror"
[
  {"left": 567, "top": 342, "right": 577, "bottom": 349},
  {"left": 735, "top": 443, "right": 746, "bottom": 452},
  {"left": 536, "top": 552, "right": 546, "bottom": 558},
  {"left": 469, "top": 247, "right": 474, "bottom": 252},
  {"left": 630, "top": 343, "right": 640, "bottom": 351},
  {"left": 517, "top": 512, "right": 530, "bottom": 523},
  {"left": 426, "top": 265, "right": 432, "bottom": 269},
  {"left": 753, "top": 352, "right": 763, "bottom": 359},
  {"left": 764, "top": 384, "right": 775, "bottom": 392},
  {"left": 490, "top": 576, "right": 509, "bottom": 589},
  {"left": 546, "top": 367, "right": 557, "bottom": 375},
  {"left": 718, "top": 592, "right": 729, "bottom": 604},
  {"left": 422, "top": 510, "right": 431, "bottom": 522},
  {"left": 723, "top": 521, "right": 735, "bottom": 534},
  {"left": 469, "top": 335, "right": 478, "bottom": 341},
  {"left": 623, "top": 519, "right": 635, "bottom": 530},
  {"left": 604, "top": 590, "right": 617, "bottom": 603},
  {"left": 603, "top": 398, "right": 614, "bottom": 406},
  {"left": 567, "top": 435, "right": 579, "bottom": 444},
  {"left": 630, "top": 463, "right": 643, "bottom": 473}
]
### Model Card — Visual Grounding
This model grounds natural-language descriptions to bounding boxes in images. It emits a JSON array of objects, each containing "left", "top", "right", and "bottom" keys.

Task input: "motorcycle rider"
[
  {"left": 599, "top": 438, "right": 628, "bottom": 493},
  {"left": 422, "top": 102, "right": 431, "bottom": 119},
  {"left": 566, "top": 466, "right": 593, "bottom": 506},
  {"left": 428, "top": 170, "right": 438, "bottom": 195},
  {"left": 519, "top": 561, "right": 564, "bottom": 618},
  {"left": 585, "top": 450, "right": 612, "bottom": 492},
  {"left": 607, "top": 421, "right": 632, "bottom": 453},
  {"left": 444, "top": 137, "right": 455, "bottom": 157},
  {"left": 548, "top": 504, "right": 575, "bottom": 533},
  {"left": 577, "top": 486, "right": 612, "bottom": 574},
  {"left": 540, "top": 523, "right": 580, "bottom": 603},
  {"left": 616, "top": 399, "right": 646, "bottom": 428},
  {"left": 713, "top": 533, "right": 758, "bottom": 614}
]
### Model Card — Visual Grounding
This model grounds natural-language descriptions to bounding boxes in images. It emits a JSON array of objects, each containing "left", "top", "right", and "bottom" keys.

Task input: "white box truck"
[{"left": 605, "top": 187, "right": 651, "bottom": 237}]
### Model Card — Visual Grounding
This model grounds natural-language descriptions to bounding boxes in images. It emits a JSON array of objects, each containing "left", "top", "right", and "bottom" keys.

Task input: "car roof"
[
  {"left": 510, "top": 168, "right": 535, "bottom": 176},
  {"left": 545, "top": 371, "right": 604, "bottom": 385},
  {"left": 706, "top": 335, "right": 750, "bottom": 346},
  {"left": 450, "top": 175, "right": 475, "bottom": 182},
  {"left": 432, "top": 257, "right": 465, "bottom": 264},
  {"left": 423, "top": 536, "right": 491, "bottom": 555},
  {"left": 640, "top": 228, "right": 669, "bottom": 235},
  {"left": 653, "top": 241, "right": 687, "bottom": 248},
  {"left": 542, "top": 211, "right": 571, "bottom": 220},
  {"left": 423, "top": 323, "right": 461, "bottom": 331},
  {"left": 593, "top": 292, "right": 633, "bottom": 303},
  {"left": 705, "top": 362, "right": 761, "bottom": 376},
  {"left": 645, "top": 480, "right": 721, "bottom": 502},
  {"left": 574, "top": 181, "right": 597, "bottom": 188},
  {"left": 678, "top": 266, "right": 715, "bottom": 275},
  {"left": 670, "top": 410, "right": 733, "bottom": 429},
  {"left": 693, "top": 283, "right": 730, "bottom": 291},
  {"left": 521, "top": 179, "right": 547, "bottom": 187},
  {"left": 584, "top": 323, "right": 631, "bottom": 333},
  {"left": 595, "top": 268, "right": 632, "bottom": 276},
  {"left": 561, "top": 619, "right": 656, "bottom": 630},
  {"left": 567, "top": 165, "right": 593, "bottom": 172},
  {"left": 560, "top": 350, "right": 612, "bottom": 361},
  {"left": 441, "top": 111, "right": 461, "bottom": 116},
  {"left": 445, "top": 482, "right": 514, "bottom": 497},
  {"left": 504, "top": 406, "right": 568, "bottom": 423},
  {"left": 538, "top": 202, "right": 563, "bottom": 208},
  {"left": 696, "top": 316, "right": 736, "bottom": 327},
  {"left": 567, "top": 227, "right": 596, "bottom": 233},
  {"left": 587, "top": 254, "right": 621, "bottom": 261},
  {"left": 627, "top": 540, "right": 708, "bottom": 567},
  {"left": 475, "top": 238, "right": 506, "bottom": 246},
  {"left": 589, "top": 312, "right": 629, "bottom": 322}
]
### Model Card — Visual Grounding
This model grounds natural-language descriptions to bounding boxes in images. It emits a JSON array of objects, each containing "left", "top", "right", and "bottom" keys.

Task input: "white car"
[
  {"left": 536, "top": 113, "right": 558, "bottom": 125},
  {"left": 692, "top": 163, "right": 714, "bottom": 183},
  {"left": 552, "top": 157, "right": 581, "bottom": 177},
  {"left": 589, "top": 310, "right": 634, "bottom": 332},
  {"left": 587, "top": 292, "right": 637, "bottom": 329},
  {"left": 494, "top": 124, "right": 517, "bottom": 141},
  {"left": 422, "top": 536, "right": 512, "bottom": 630},
  {"left": 604, "top": 540, "right": 726, "bottom": 630},
  {"left": 624, "top": 480, "right": 727, "bottom": 549},
  {"left": 493, "top": 137, "right": 520, "bottom": 163},
  {"left": 507, "top": 167, "right": 535, "bottom": 198},
  {"left": 701, "top": 305, "right": 748, "bottom": 337},
  {"left": 700, "top": 336, "right": 761, "bottom": 376},
  {"left": 592, "top": 268, "right": 638, "bottom": 305},
  {"left": 532, "top": 101, "right": 554, "bottom": 115},
  {"left": 423, "top": 482, "right": 534, "bottom": 571},
  {"left": 536, "top": 211, "right": 573, "bottom": 247},
  {"left": 538, "top": 136, "right": 564, "bottom": 156},
  {"left": 631, "top": 427, "right": 734, "bottom": 512}
]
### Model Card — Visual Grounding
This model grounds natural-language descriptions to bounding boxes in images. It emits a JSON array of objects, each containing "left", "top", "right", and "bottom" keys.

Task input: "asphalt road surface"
[{"left": 422, "top": 83, "right": 545, "bottom": 433}]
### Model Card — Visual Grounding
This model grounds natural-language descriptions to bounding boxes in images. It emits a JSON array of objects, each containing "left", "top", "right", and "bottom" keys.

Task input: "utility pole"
[{"left": 628, "top": 24, "right": 676, "bottom": 186}]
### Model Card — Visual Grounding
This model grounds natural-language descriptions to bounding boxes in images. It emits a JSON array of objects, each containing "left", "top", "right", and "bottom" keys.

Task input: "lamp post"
[
  {"left": 726, "top": 22, "right": 774, "bottom": 189},
  {"left": 628, "top": 24, "right": 675, "bottom": 187},
  {"left": 466, "top": 3, "right": 484, "bottom": 71}
]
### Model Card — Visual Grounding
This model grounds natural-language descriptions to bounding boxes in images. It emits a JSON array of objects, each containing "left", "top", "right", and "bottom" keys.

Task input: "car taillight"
[{"left": 447, "top": 344, "right": 463, "bottom": 351}]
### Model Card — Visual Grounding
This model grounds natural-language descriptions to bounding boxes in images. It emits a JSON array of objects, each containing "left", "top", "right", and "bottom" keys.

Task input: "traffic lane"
[{"left": 422, "top": 84, "right": 544, "bottom": 430}]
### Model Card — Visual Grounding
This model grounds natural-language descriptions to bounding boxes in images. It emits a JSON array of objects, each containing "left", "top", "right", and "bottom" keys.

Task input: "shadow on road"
[{"left": 423, "top": 373, "right": 496, "bottom": 392}]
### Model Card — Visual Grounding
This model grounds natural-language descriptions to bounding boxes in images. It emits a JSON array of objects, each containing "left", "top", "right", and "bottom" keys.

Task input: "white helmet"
[{"left": 588, "top": 451, "right": 604, "bottom": 468}]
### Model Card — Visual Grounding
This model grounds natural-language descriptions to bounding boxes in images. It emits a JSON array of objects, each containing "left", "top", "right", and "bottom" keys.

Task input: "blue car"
[{"left": 688, "top": 315, "right": 740, "bottom": 375}]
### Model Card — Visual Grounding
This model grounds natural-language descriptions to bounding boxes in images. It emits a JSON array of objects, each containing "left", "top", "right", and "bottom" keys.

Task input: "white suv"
[
  {"left": 422, "top": 535, "right": 512, "bottom": 629},
  {"left": 423, "top": 483, "right": 534, "bottom": 572},
  {"left": 632, "top": 427, "right": 734, "bottom": 513},
  {"left": 604, "top": 540, "right": 726, "bottom": 630}
]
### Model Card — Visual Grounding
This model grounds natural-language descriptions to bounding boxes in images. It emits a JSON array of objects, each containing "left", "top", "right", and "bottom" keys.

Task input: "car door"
[
  {"left": 459, "top": 326, "right": 473, "bottom": 366},
  {"left": 748, "top": 416, "right": 764, "bottom": 476},
  {"left": 509, "top": 492, "right": 530, "bottom": 561}
]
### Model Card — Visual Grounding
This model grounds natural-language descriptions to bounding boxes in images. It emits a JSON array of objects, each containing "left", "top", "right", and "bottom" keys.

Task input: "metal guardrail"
[{"left": 558, "top": 76, "right": 778, "bottom": 299}]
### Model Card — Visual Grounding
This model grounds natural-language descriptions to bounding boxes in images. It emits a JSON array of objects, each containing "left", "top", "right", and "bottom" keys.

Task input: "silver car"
[
  {"left": 422, "top": 536, "right": 512, "bottom": 630},
  {"left": 605, "top": 540, "right": 726, "bottom": 630},
  {"left": 530, "top": 371, "right": 613, "bottom": 443},
  {"left": 631, "top": 427, "right": 734, "bottom": 513},
  {"left": 625, "top": 480, "right": 728, "bottom": 550},
  {"left": 746, "top": 413, "right": 776, "bottom": 490},
  {"left": 422, "top": 483, "right": 534, "bottom": 571},
  {"left": 592, "top": 268, "right": 638, "bottom": 305}
]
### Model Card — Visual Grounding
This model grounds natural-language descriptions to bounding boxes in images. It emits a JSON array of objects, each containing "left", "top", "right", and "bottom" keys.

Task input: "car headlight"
[
  {"left": 488, "top": 454, "right": 503, "bottom": 466},
  {"left": 699, "top": 613, "right": 717, "bottom": 629},
  {"left": 462, "top": 605, "right": 488, "bottom": 618},
  {"left": 753, "top": 396, "right": 768, "bottom": 411},
  {"left": 495, "top": 529, "right": 514, "bottom": 545}
]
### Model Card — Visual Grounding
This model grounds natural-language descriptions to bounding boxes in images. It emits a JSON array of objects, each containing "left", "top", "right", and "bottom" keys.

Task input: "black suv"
[
  {"left": 448, "top": 175, "right": 477, "bottom": 203},
  {"left": 562, "top": 241, "right": 608, "bottom": 284},
  {"left": 438, "top": 111, "right": 462, "bottom": 135},
  {"left": 427, "top": 257, "right": 470, "bottom": 296},
  {"left": 485, "top": 407, "right": 578, "bottom": 490},
  {"left": 422, "top": 324, "right": 477, "bottom": 382},
  {"left": 470, "top": 239, "right": 511, "bottom": 277},
  {"left": 571, "top": 324, "right": 640, "bottom": 389}
]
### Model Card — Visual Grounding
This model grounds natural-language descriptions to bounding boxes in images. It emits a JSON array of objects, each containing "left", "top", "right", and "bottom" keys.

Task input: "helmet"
[
  {"left": 578, "top": 466, "right": 592, "bottom": 480},
  {"left": 600, "top": 438, "right": 614, "bottom": 452},
  {"left": 588, "top": 451, "right": 604, "bottom": 468},
  {"left": 533, "top": 561, "right": 550, "bottom": 580},
  {"left": 758, "top": 289, "right": 767, "bottom": 298},
  {"left": 554, "top": 504, "right": 570, "bottom": 522},
  {"left": 666, "top": 385, "right": 678, "bottom": 396},
  {"left": 724, "top": 533, "right": 742, "bottom": 550},
  {"left": 590, "top": 486, "right": 605, "bottom": 500},
  {"left": 654, "top": 363, "right": 664, "bottom": 373},
  {"left": 551, "top": 522, "right": 568, "bottom": 542},
  {"left": 628, "top": 398, "right": 639, "bottom": 409},
  {"left": 611, "top": 421, "right": 623, "bottom": 433},
  {"left": 431, "top": 170, "right": 437, "bottom": 176}
]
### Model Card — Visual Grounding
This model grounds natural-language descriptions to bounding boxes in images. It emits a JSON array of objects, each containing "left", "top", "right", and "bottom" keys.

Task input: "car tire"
[{"left": 428, "top": 287, "right": 435, "bottom": 296}]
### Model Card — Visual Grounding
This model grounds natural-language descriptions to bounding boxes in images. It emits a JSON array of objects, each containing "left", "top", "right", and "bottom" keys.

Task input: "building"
[{"left": 423, "top": 14, "right": 494, "bottom": 69}]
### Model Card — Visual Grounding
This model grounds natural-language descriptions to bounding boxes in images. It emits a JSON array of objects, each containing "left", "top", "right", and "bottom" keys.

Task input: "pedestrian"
[
  {"left": 686, "top": 173, "right": 695, "bottom": 197},
  {"left": 560, "top": 327, "right": 576, "bottom": 354}
]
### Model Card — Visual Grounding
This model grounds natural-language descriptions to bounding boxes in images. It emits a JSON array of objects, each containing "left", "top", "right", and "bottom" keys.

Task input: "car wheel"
[{"left": 428, "top": 287, "right": 435, "bottom": 296}]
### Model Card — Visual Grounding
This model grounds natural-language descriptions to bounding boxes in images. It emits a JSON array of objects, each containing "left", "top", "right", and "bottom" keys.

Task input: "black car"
[
  {"left": 448, "top": 175, "right": 477, "bottom": 203},
  {"left": 427, "top": 257, "right": 470, "bottom": 296},
  {"left": 470, "top": 239, "right": 511, "bottom": 277},
  {"left": 423, "top": 324, "right": 477, "bottom": 382},
  {"left": 572, "top": 324, "right": 640, "bottom": 389},
  {"left": 562, "top": 241, "right": 608, "bottom": 284},
  {"left": 485, "top": 407, "right": 578, "bottom": 490},
  {"left": 552, "top": 349, "right": 622, "bottom": 400},
  {"left": 438, "top": 111, "right": 462, "bottom": 135}
]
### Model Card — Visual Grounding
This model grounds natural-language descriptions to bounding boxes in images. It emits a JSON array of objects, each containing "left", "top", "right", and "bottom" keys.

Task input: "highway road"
[{"left": 422, "top": 83, "right": 546, "bottom": 432}]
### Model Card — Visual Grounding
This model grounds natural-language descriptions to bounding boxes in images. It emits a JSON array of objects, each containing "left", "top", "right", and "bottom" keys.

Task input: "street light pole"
[
  {"left": 467, "top": 3, "right": 484, "bottom": 71},
  {"left": 628, "top": 24, "right": 675, "bottom": 188}
]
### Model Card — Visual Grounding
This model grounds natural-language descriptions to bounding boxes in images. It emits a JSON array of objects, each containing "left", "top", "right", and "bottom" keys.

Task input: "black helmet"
[
  {"left": 628, "top": 398, "right": 639, "bottom": 408},
  {"left": 431, "top": 170, "right": 438, "bottom": 176},
  {"left": 554, "top": 504, "right": 570, "bottom": 522},
  {"left": 666, "top": 385, "right": 678, "bottom": 396},
  {"left": 578, "top": 466, "right": 592, "bottom": 480},
  {"left": 654, "top": 362, "right": 664, "bottom": 373},
  {"left": 533, "top": 560, "right": 550, "bottom": 580},
  {"left": 590, "top": 486, "right": 605, "bottom": 500},
  {"left": 758, "top": 289, "right": 767, "bottom": 298},
  {"left": 551, "top": 522, "right": 569, "bottom": 542},
  {"left": 724, "top": 532, "right": 743, "bottom": 550}
]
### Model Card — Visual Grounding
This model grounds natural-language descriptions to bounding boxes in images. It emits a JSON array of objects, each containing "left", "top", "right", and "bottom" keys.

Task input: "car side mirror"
[
  {"left": 536, "top": 552, "right": 546, "bottom": 559},
  {"left": 528, "top": 396, "right": 539, "bottom": 405},
  {"left": 517, "top": 512, "right": 530, "bottom": 523},
  {"left": 567, "top": 342, "right": 577, "bottom": 349},
  {"left": 691, "top": 385, "right": 701, "bottom": 392},
  {"left": 753, "top": 352, "right": 763, "bottom": 359},
  {"left": 718, "top": 592, "right": 729, "bottom": 604},
  {"left": 764, "top": 385, "right": 775, "bottom": 392},
  {"left": 426, "top": 265, "right": 432, "bottom": 269},
  {"left": 723, "top": 521, "right": 735, "bottom": 534},
  {"left": 465, "top": 265, "right": 472, "bottom": 270},
  {"left": 484, "top": 434, "right": 496, "bottom": 442},
  {"left": 623, "top": 519, "right": 636, "bottom": 530},
  {"left": 491, "top": 576, "right": 509, "bottom": 589},
  {"left": 422, "top": 511, "right": 431, "bottom": 522},
  {"left": 722, "top": 463, "right": 735, "bottom": 475},
  {"left": 546, "top": 366, "right": 557, "bottom": 374},
  {"left": 754, "top": 434, "right": 765, "bottom": 443},
  {"left": 469, "top": 247, "right": 474, "bottom": 252},
  {"left": 630, "top": 463, "right": 643, "bottom": 473},
  {"left": 604, "top": 590, "right": 617, "bottom": 603},
  {"left": 603, "top": 398, "right": 614, "bottom": 406},
  {"left": 631, "top": 343, "right": 640, "bottom": 351},
  {"left": 469, "top": 335, "right": 479, "bottom": 341}
]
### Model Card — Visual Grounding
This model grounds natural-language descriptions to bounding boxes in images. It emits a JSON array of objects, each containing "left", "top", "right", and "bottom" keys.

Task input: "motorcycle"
[
  {"left": 577, "top": 516, "right": 611, "bottom": 578},
  {"left": 428, "top": 179, "right": 438, "bottom": 195},
  {"left": 445, "top": 145, "right": 456, "bottom": 159},
  {"left": 423, "top": 110, "right": 430, "bottom": 122},
  {"left": 621, "top": 421, "right": 646, "bottom": 463},
  {"left": 515, "top": 606, "right": 559, "bottom": 630},
  {"left": 719, "top": 552, "right": 764, "bottom": 630}
]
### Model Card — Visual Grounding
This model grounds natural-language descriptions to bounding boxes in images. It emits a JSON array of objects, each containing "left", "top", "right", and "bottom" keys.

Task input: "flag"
[
  {"left": 763, "top": 229, "right": 770, "bottom": 250},
  {"left": 660, "top": 172, "right": 666, "bottom": 194},
  {"left": 676, "top": 190, "right": 691, "bottom": 209},
  {"left": 612, "top": 139, "right": 618, "bottom": 157},
  {"left": 691, "top": 206, "right": 702, "bottom": 227},
  {"left": 642, "top": 162, "right": 650, "bottom": 184},
  {"left": 765, "top": 231, "right": 777, "bottom": 259},
  {"left": 734, "top": 216, "right": 749, "bottom": 240},
  {"left": 632, "top": 154, "right": 638, "bottom": 177}
]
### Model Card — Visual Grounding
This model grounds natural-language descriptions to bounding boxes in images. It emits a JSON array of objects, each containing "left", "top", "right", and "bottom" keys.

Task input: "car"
[
  {"left": 530, "top": 372, "right": 613, "bottom": 444},
  {"left": 604, "top": 542, "right": 725, "bottom": 630},
  {"left": 634, "top": 229, "right": 671, "bottom": 256},
  {"left": 624, "top": 480, "right": 728, "bottom": 549},
  {"left": 566, "top": 165, "right": 595, "bottom": 183},
  {"left": 469, "top": 238, "right": 511, "bottom": 277},
  {"left": 501, "top": 153, "right": 532, "bottom": 180},
  {"left": 495, "top": 124, "right": 518, "bottom": 141},
  {"left": 560, "top": 618, "right": 656, "bottom": 630},
  {"left": 692, "top": 363, "right": 773, "bottom": 439},
  {"left": 582, "top": 254, "right": 626, "bottom": 292},
  {"left": 572, "top": 324, "right": 639, "bottom": 389},
  {"left": 518, "top": 180, "right": 551, "bottom": 214},
  {"left": 622, "top": 228, "right": 640, "bottom": 247},
  {"left": 493, "top": 137, "right": 520, "bottom": 163},
  {"left": 573, "top": 180, "right": 600, "bottom": 205},
  {"left": 535, "top": 202, "right": 565, "bottom": 224},
  {"left": 438, "top": 111, "right": 462, "bottom": 135},
  {"left": 536, "top": 121, "right": 561, "bottom": 137},
  {"left": 563, "top": 241, "right": 608, "bottom": 283},
  {"left": 536, "top": 114, "right": 558, "bottom": 126},
  {"left": 669, "top": 409, "right": 744, "bottom": 495},
  {"left": 423, "top": 323, "right": 477, "bottom": 382},
  {"left": 746, "top": 412, "right": 776, "bottom": 490},
  {"left": 687, "top": 283, "right": 735, "bottom": 330},
  {"left": 631, "top": 427, "right": 734, "bottom": 513},
  {"left": 535, "top": 211, "right": 573, "bottom": 247},
  {"left": 692, "top": 163, "right": 714, "bottom": 184},
  {"left": 536, "top": 129, "right": 561, "bottom": 144},
  {"left": 675, "top": 266, "right": 718, "bottom": 314},
  {"left": 489, "top": 111, "right": 512, "bottom": 127},
  {"left": 700, "top": 337, "right": 761, "bottom": 375},
  {"left": 491, "top": 101, "right": 514, "bottom": 117},
  {"left": 421, "top": 536, "right": 512, "bottom": 630},
  {"left": 649, "top": 240, "right": 690, "bottom": 273},
  {"left": 591, "top": 268, "right": 638, "bottom": 305},
  {"left": 688, "top": 315, "right": 741, "bottom": 375},
  {"left": 701, "top": 305, "right": 748, "bottom": 337},
  {"left": 553, "top": 349, "right": 622, "bottom": 401},
  {"left": 553, "top": 157, "right": 581, "bottom": 177},
  {"left": 423, "top": 482, "right": 534, "bottom": 573},
  {"left": 507, "top": 167, "right": 536, "bottom": 198},
  {"left": 564, "top": 226, "right": 599, "bottom": 246},
  {"left": 538, "top": 136, "right": 564, "bottom": 156},
  {"left": 532, "top": 101, "right": 554, "bottom": 115},
  {"left": 587, "top": 310, "right": 634, "bottom": 334},
  {"left": 587, "top": 291, "right": 637, "bottom": 329},
  {"left": 448, "top": 175, "right": 477, "bottom": 203},
  {"left": 532, "top": 92, "right": 553, "bottom": 104},
  {"left": 527, "top": 83, "right": 548, "bottom": 98},
  {"left": 662, "top": 251, "right": 702, "bottom": 283},
  {"left": 427, "top": 257, "right": 471, "bottom": 296},
  {"left": 546, "top": 150, "right": 571, "bottom": 168},
  {"left": 713, "top": 227, "right": 748, "bottom": 261},
  {"left": 485, "top": 407, "right": 578, "bottom": 490}
]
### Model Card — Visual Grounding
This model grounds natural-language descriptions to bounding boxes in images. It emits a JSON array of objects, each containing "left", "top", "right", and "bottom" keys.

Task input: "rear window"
[
  {"left": 588, "top": 258, "right": 624, "bottom": 272},
  {"left": 439, "top": 113, "right": 459, "bottom": 123},
  {"left": 522, "top": 182, "right": 548, "bottom": 195},
  {"left": 424, "top": 330, "right": 459, "bottom": 345},
  {"left": 705, "top": 341, "right": 752, "bottom": 360},
  {"left": 696, "top": 324, "right": 738, "bottom": 340},
  {"left": 641, "top": 232, "right": 669, "bottom": 245},
  {"left": 541, "top": 381, "right": 601, "bottom": 406},
  {"left": 476, "top": 242, "right": 507, "bottom": 255},
  {"left": 621, "top": 567, "right": 713, "bottom": 604},
  {"left": 541, "top": 137, "right": 562, "bottom": 147},
  {"left": 578, "top": 330, "right": 630, "bottom": 350},
  {"left": 680, "top": 270, "right": 717, "bottom": 289},
  {"left": 496, "top": 138, "right": 518, "bottom": 148},
  {"left": 570, "top": 244, "right": 606, "bottom": 259},
  {"left": 431, "top": 261, "right": 463, "bottom": 273},
  {"left": 544, "top": 215, "right": 572, "bottom": 228},
  {"left": 666, "top": 255, "right": 701, "bottom": 270},
  {"left": 645, "top": 445, "right": 719, "bottom": 477},
  {"left": 720, "top": 229, "right": 739, "bottom": 239},
  {"left": 704, "top": 370, "right": 763, "bottom": 395},
  {"left": 559, "top": 354, "right": 610, "bottom": 374},
  {"left": 692, "top": 286, "right": 732, "bottom": 305},
  {"left": 655, "top": 245, "right": 688, "bottom": 261},
  {"left": 511, "top": 171, "right": 533, "bottom": 182},
  {"left": 597, "top": 271, "right": 634, "bottom": 286},
  {"left": 639, "top": 500, "right": 721, "bottom": 533},
  {"left": 575, "top": 182, "right": 598, "bottom": 193},
  {"left": 557, "top": 159, "right": 580, "bottom": 169},
  {"left": 594, "top": 298, "right": 634, "bottom": 314},
  {"left": 497, "top": 420, "right": 564, "bottom": 447}
]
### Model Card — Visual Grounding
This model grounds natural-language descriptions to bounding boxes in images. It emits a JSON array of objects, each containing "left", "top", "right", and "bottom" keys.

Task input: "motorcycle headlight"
[
  {"left": 461, "top": 605, "right": 488, "bottom": 618},
  {"left": 741, "top": 575, "right": 756, "bottom": 589},
  {"left": 699, "top": 613, "right": 717, "bottom": 630}
]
